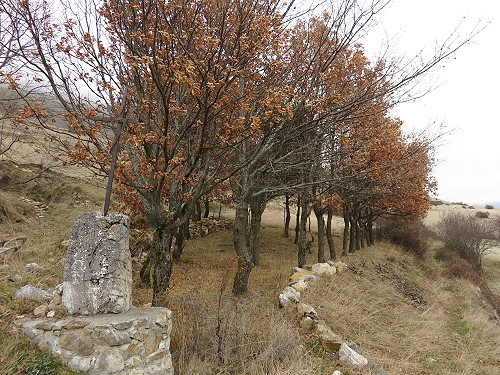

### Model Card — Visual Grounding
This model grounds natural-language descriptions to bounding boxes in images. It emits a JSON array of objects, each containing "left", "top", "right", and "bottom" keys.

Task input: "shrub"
[
  {"left": 375, "top": 219, "right": 429, "bottom": 259},
  {"left": 475, "top": 211, "right": 490, "bottom": 219},
  {"left": 435, "top": 212, "right": 495, "bottom": 272},
  {"left": 485, "top": 204, "right": 494, "bottom": 209}
]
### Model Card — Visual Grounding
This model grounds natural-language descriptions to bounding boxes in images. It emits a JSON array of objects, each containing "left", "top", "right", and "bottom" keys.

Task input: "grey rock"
[
  {"left": 93, "top": 348, "right": 125, "bottom": 374},
  {"left": 93, "top": 327, "right": 131, "bottom": 346},
  {"left": 68, "top": 355, "right": 95, "bottom": 373},
  {"left": 25, "top": 263, "right": 42, "bottom": 271},
  {"left": 279, "top": 286, "right": 300, "bottom": 307},
  {"left": 297, "top": 303, "right": 318, "bottom": 320},
  {"left": 59, "top": 330, "right": 94, "bottom": 356},
  {"left": 350, "top": 343, "right": 364, "bottom": 355},
  {"left": 339, "top": 342, "right": 368, "bottom": 367},
  {"left": 14, "top": 285, "right": 51, "bottom": 302},
  {"left": 62, "top": 212, "right": 132, "bottom": 315},
  {"left": 375, "top": 370, "right": 392, "bottom": 375}
]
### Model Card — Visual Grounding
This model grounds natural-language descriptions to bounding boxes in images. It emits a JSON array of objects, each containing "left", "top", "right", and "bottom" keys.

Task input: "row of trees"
[{"left": 0, "top": 0, "right": 473, "bottom": 305}]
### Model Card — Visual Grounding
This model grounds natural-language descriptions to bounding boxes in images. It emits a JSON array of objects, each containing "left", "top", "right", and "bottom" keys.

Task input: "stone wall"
[{"left": 20, "top": 308, "right": 173, "bottom": 375}]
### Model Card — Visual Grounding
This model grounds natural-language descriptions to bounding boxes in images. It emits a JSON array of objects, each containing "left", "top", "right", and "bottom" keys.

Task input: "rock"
[
  {"left": 279, "top": 286, "right": 301, "bottom": 307},
  {"left": 68, "top": 356, "right": 95, "bottom": 373},
  {"left": 61, "top": 320, "right": 91, "bottom": 330},
  {"left": 93, "top": 327, "right": 131, "bottom": 346},
  {"left": 332, "top": 371, "right": 342, "bottom": 375},
  {"left": 33, "top": 305, "right": 48, "bottom": 317},
  {"left": 14, "top": 285, "right": 51, "bottom": 302},
  {"left": 303, "top": 274, "right": 319, "bottom": 282},
  {"left": 46, "top": 311, "right": 56, "bottom": 318},
  {"left": 296, "top": 303, "right": 317, "bottom": 320},
  {"left": 25, "top": 263, "right": 42, "bottom": 271},
  {"left": 350, "top": 343, "right": 364, "bottom": 355},
  {"left": 339, "top": 342, "right": 368, "bottom": 367},
  {"left": 334, "top": 261, "right": 348, "bottom": 274},
  {"left": 375, "top": 370, "right": 392, "bottom": 375},
  {"left": 315, "top": 320, "right": 343, "bottom": 351},
  {"left": 311, "top": 262, "right": 336, "bottom": 276},
  {"left": 59, "top": 330, "right": 94, "bottom": 356},
  {"left": 94, "top": 348, "right": 125, "bottom": 373},
  {"left": 290, "top": 279, "right": 308, "bottom": 292},
  {"left": 62, "top": 212, "right": 132, "bottom": 315},
  {"left": 299, "top": 316, "right": 315, "bottom": 331},
  {"left": 289, "top": 269, "right": 314, "bottom": 283}
]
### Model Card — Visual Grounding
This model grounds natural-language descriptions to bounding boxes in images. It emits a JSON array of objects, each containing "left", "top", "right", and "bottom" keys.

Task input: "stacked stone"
[
  {"left": 22, "top": 308, "right": 172, "bottom": 375},
  {"left": 18, "top": 212, "right": 174, "bottom": 375},
  {"left": 188, "top": 218, "right": 233, "bottom": 237}
]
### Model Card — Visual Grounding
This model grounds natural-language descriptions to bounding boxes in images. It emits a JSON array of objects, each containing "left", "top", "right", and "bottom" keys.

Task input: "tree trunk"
[
  {"left": 297, "top": 193, "right": 311, "bottom": 267},
  {"left": 367, "top": 221, "right": 374, "bottom": 246},
  {"left": 151, "top": 225, "right": 174, "bottom": 307},
  {"left": 349, "top": 206, "right": 358, "bottom": 253},
  {"left": 203, "top": 198, "right": 210, "bottom": 218},
  {"left": 294, "top": 195, "right": 300, "bottom": 244},
  {"left": 326, "top": 207, "right": 336, "bottom": 260},
  {"left": 314, "top": 204, "right": 325, "bottom": 263},
  {"left": 194, "top": 200, "right": 202, "bottom": 222},
  {"left": 284, "top": 194, "right": 291, "bottom": 237},
  {"left": 232, "top": 202, "right": 254, "bottom": 294},
  {"left": 342, "top": 204, "right": 350, "bottom": 255},
  {"left": 140, "top": 252, "right": 152, "bottom": 285},
  {"left": 250, "top": 195, "right": 266, "bottom": 266},
  {"left": 360, "top": 222, "right": 366, "bottom": 248}
]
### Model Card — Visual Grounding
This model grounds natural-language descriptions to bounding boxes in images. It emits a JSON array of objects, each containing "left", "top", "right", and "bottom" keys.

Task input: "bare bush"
[
  {"left": 435, "top": 212, "right": 496, "bottom": 271},
  {"left": 485, "top": 204, "right": 494, "bottom": 210},
  {"left": 375, "top": 219, "right": 430, "bottom": 259},
  {"left": 475, "top": 211, "right": 490, "bottom": 219},
  {"left": 169, "top": 294, "right": 309, "bottom": 375}
]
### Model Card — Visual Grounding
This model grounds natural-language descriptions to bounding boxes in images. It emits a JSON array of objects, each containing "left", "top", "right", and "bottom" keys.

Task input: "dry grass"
[
  {"left": 303, "top": 244, "right": 500, "bottom": 374},
  {"left": 1, "top": 161, "right": 499, "bottom": 374}
]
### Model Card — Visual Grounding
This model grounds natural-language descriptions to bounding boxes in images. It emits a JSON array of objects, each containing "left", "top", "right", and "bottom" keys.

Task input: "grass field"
[{"left": 0, "top": 160, "right": 499, "bottom": 374}]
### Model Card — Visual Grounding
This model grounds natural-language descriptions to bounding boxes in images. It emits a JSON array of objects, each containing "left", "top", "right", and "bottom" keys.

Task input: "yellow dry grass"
[{"left": 1, "top": 161, "right": 499, "bottom": 375}]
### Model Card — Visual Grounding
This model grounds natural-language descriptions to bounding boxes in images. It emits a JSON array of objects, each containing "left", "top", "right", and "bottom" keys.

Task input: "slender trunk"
[
  {"left": 151, "top": 225, "right": 174, "bottom": 307},
  {"left": 184, "top": 218, "right": 191, "bottom": 240},
  {"left": 360, "top": 222, "right": 366, "bottom": 248},
  {"left": 342, "top": 204, "right": 350, "bottom": 255},
  {"left": 294, "top": 195, "right": 300, "bottom": 244},
  {"left": 140, "top": 252, "right": 152, "bottom": 285},
  {"left": 250, "top": 196, "right": 266, "bottom": 266},
  {"left": 284, "top": 194, "right": 291, "bottom": 237},
  {"left": 298, "top": 194, "right": 311, "bottom": 267},
  {"left": 367, "top": 221, "right": 374, "bottom": 246},
  {"left": 349, "top": 208, "right": 357, "bottom": 253},
  {"left": 203, "top": 199, "right": 210, "bottom": 218},
  {"left": 314, "top": 204, "right": 325, "bottom": 263},
  {"left": 326, "top": 207, "right": 336, "bottom": 260},
  {"left": 172, "top": 229, "right": 185, "bottom": 262},
  {"left": 194, "top": 201, "right": 202, "bottom": 222},
  {"left": 172, "top": 208, "right": 190, "bottom": 261},
  {"left": 232, "top": 202, "right": 254, "bottom": 294}
]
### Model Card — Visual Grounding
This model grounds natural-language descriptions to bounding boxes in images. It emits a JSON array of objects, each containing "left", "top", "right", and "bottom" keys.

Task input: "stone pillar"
[{"left": 62, "top": 212, "right": 132, "bottom": 315}]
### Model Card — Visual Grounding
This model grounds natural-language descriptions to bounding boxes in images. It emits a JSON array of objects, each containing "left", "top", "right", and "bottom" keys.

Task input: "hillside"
[{"left": 0, "top": 161, "right": 499, "bottom": 374}]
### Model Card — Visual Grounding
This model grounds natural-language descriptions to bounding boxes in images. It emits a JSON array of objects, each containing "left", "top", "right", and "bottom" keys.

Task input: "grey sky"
[{"left": 364, "top": 0, "right": 499, "bottom": 204}]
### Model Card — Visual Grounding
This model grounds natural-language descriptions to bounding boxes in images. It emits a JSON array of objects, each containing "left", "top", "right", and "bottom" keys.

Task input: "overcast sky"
[{"left": 362, "top": 0, "right": 499, "bottom": 205}]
